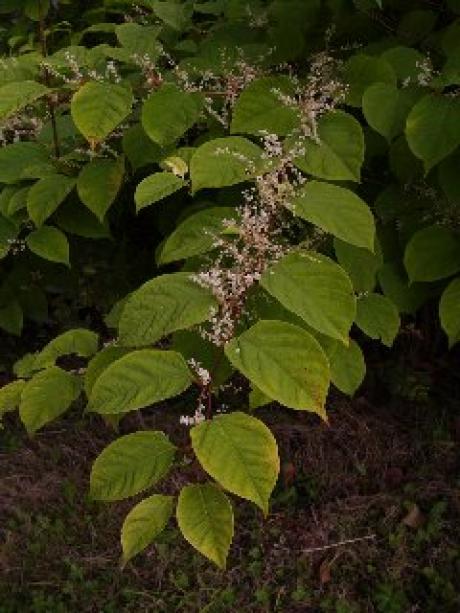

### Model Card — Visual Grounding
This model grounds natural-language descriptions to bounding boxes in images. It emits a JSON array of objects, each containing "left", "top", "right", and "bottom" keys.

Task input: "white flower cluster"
[
  {"left": 192, "top": 135, "right": 305, "bottom": 346},
  {"left": 41, "top": 52, "right": 122, "bottom": 87},
  {"left": 174, "top": 48, "right": 266, "bottom": 127},
  {"left": 180, "top": 405, "right": 206, "bottom": 427},
  {"left": 273, "top": 52, "right": 347, "bottom": 143},
  {"left": 187, "top": 358, "right": 211, "bottom": 387}
]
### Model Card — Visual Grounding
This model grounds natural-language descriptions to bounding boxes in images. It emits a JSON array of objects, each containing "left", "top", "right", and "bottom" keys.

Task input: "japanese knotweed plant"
[{"left": 1, "top": 0, "right": 460, "bottom": 568}]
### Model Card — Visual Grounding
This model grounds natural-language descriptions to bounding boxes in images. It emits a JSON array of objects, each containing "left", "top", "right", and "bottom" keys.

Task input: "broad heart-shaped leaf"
[
  {"left": 292, "top": 181, "right": 375, "bottom": 251},
  {"left": 191, "top": 412, "right": 280, "bottom": 514},
  {"left": 142, "top": 83, "right": 203, "bottom": 147},
  {"left": 90, "top": 431, "right": 176, "bottom": 501},
  {"left": 292, "top": 111, "right": 364, "bottom": 182},
  {"left": 19, "top": 367, "right": 82, "bottom": 434},
  {"left": 260, "top": 252, "right": 356, "bottom": 343},
  {"left": 0, "top": 142, "right": 54, "bottom": 184},
  {"left": 71, "top": 81, "right": 133, "bottom": 144},
  {"left": 0, "top": 80, "right": 49, "bottom": 121},
  {"left": 363, "top": 84, "right": 421, "bottom": 142},
  {"left": 177, "top": 483, "right": 233, "bottom": 569},
  {"left": 230, "top": 76, "right": 300, "bottom": 136},
  {"left": 119, "top": 273, "right": 216, "bottom": 348},
  {"left": 190, "top": 137, "right": 265, "bottom": 193},
  {"left": 152, "top": 0, "right": 193, "bottom": 30},
  {"left": 135, "top": 172, "right": 185, "bottom": 213},
  {"left": 355, "top": 293, "right": 400, "bottom": 347},
  {"left": 26, "top": 226, "right": 70, "bottom": 267},
  {"left": 121, "top": 495, "right": 174, "bottom": 565},
  {"left": 439, "top": 277, "right": 460, "bottom": 347},
  {"left": 404, "top": 225, "right": 460, "bottom": 282},
  {"left": 115, "top": 23, "right": 161, "bottom": 58},
  {"left": 225, "top": 321, "right": 330, "bottom": 416},
  {"left": 406, "top": 94, "right": 460, "bottom": 172},
  {"left": 381, "top": 46, "right": 425, "bottom": 83},
  {"left": 77, "top": 157, "right": 124, "bottom": 221},
  {"left": 88, "top": 349, "right": 192, "bottom": 414},
  {"left": 27, "top": 174, "right": 75, "bottom": 227},
  {"left": 319, "top": 337, "right": 365, "bottom": 396},
  {"left": 0, "top": 379, "right": 26, "bottom": 417},
  {"left": 342, "top": 54, "right": 396, "bottom": 107},
  {"left": 334, "top": 237, "right": 382, "bottom": 293},
  {"left": 35, "top": 328, "right": 99, "bottom": 369},
  {"left": 158, "top": 207, "right": 236, "bottom": 264},
  {"left": 84, "top": 346, "right": 131, "bottom": 397}
]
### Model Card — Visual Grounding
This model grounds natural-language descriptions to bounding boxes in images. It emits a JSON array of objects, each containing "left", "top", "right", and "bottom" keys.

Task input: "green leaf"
[
  {"left": 135, "top": 172, "right": 185, "bottom": 213},
  {"left": 0, "top": 215, "right": 18, "bottom": 259},
  {"left": 115, "top": 23, "right": 161, "bottom": 58},
  {"left": 381, "top": 46, "right": 425, "bottom": 83},
  {"left": 355, "top": 293, "right": 400, "bottom": 347},
  {"left": 260, "top": 252, "right": 356, "bottom": 343},
  {"left": 292, "top": 181, "right": 375, "bottom": 250},
  {"left": 191, "top": 412, "right": 279, "bottom": 514},
  {"left": 84, "top": 346, "right": 131, "bottom": 397},
  {"left": 190, "top": 137, "right": 265, "bottom": 193},
  {"left": 249, "top": 384, "right": 272, "bottom": 410},
  {"left": 77, "top": 157, "right": 124, "bottom": 221},
  {"left": 13, "top": 353, "right": 39, "bottom": 379},
  {"left": 0, "top": 379, "right": 26, "bottom": 417},
  {"left": 35, "top": 329, "right": 99, "bottom": 369},
  {"left": 0, "top": 80, "right": 49, "bottom": 121},
  {"left": 122, "top": 124, "right": 163, "bottom": 170},
  {"left": 397, "top": 9, "right": 437, "bottom": 45},
  {"left": 363, "top": 84, "right": 420, "bottom": 142},
  {"left": 7, "top": 185, "right": 29, "bottom": 217},
  {"left": 54, "top": 200, "right": 111, "bottom": 239},
  {"left": 90, "top": 431, "right": 176, "bottom": 501},
  {"left": 0, "top": 142, "right": 53, "bottom": 184},
  {"left": 88, "top": 349, "right": 192, "bottom": 414},
  {"left": 27, "top": 175, "right": 75, "bottom": 227},
  {"left": 406, "top": 94, "right": 460, "bottom": 172},
  {"left": 0, "top": 300, "right": 23, "bottom": 336},
  {"left": 26, "top": 225, "right": 70, "bottom": 266},
  {"left": 439, "top": 151, "right": 460, "bottom": 204},
  {"left": 343, "top": 54, "right": 396, "bottom": 107},
  {"left": 119, "top": 273, "right": 216, "bottom": 348},
  {"left": 378, "top": 262, "right": 431, "bottom": 314},
  {"left": 439, "top": 277, "right": 460, "bottom": 347},
  {"left": 225, "top": 320, "right": 330, "bottom": 416},
  {"left": 176, "top": 483, "right": 234, "bottom": 568},
  {"left": 320, "top": 337, "right": 365, "bottom": 396},
  {"left": 19, "top": 367, "right": 82, "bottom": 434},
  {"left": 158, "top": 207, "right": 235, "bottom": 264},
  {"left": 334, "top": 237, "right": 382, "bottom": 293},
  {"left": 121, "top": 495, "right": 174, "bottom": 564},
  {"left": 171, "top": 330, "right": 233, "bottom": 390},
  {"left": 142, "top": 83, "right": 202, "bottom": 146},
  {"left": 151, "top": 0, "right": 193, "bottom": 30},
  {"left": 292, "top": 111, "right": 364, "bottom": 182},
  {"left": 71, "top": 81, "right": 133, "bottom": 144},
  {"left": 230, "top": 76, "right": 300, "bottom": 136},
  {"left": 404, "top": 225, "right": 460, "bottom": 282}
]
